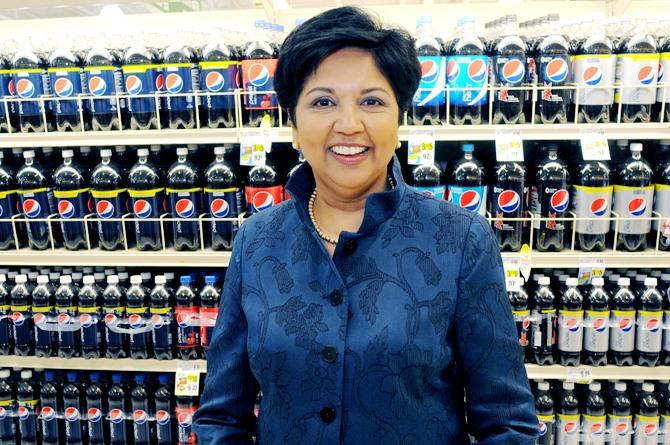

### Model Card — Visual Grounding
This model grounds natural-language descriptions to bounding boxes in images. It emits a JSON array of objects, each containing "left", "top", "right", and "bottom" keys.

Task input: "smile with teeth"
[{"left": 328, "top": 146, "right": 370, "bottom": 156}]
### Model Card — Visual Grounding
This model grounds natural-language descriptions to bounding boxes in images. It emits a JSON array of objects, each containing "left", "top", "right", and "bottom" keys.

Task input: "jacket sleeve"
[
  {"left": 194, "top": 224, "right": 260, "bottom": 444},
  {"left": 455, "top": 215, "right": 539, "bottom": 445}
]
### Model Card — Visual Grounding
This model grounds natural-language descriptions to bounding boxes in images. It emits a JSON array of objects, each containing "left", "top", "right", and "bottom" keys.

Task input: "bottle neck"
[
  {"left": 215, "top": 154, "right": 224, "bottom": 163},
  {"left": 64, "top": 158, "right": 72, "bottom": 167},
  {"left": 548, "top": 151, "right": 558, "bottom": 161},
  {"left": 632, "top": 152, "right": 641, "bottom": 160},
  {"left": 139, "top": 156, "right": 148, "bottom": 165},
  {"left": 178, "top": 155, "right": 187, "bottom": 163},
  {"left": 26, "top": 158, "right": 34, "bottom": 167},
  {"left": 464, "top": 153, "right": 472, "bottom": 161},
  {"left": 102, "top": 156, "right": 111, "bottom": 166}
]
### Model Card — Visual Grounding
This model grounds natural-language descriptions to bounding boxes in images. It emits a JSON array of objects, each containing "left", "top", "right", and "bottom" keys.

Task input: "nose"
[{"left": 332, "top": 100, "right": 365, "bottom": 135}]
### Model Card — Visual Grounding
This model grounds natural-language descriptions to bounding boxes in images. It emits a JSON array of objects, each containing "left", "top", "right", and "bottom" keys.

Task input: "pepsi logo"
[
  {"left": 33, "top": 313, "right": 46, "bottom": 326},
  {"left": 583, "top": 65, "right": 603, "bottom": 86},
  {"left": 422, "top": 190, "right": 435, "bottom": 197},
  {"left": 17, "top": 406, "right": 30, "bottom": 420},
  {"left": 133, "top": 409, "right": 148, "bottom": 424},
  {"left": 644, "top": 423, "right": 657, "bottom": 435},
  {"left": 564, "top": 422, "right": 578, "bottom": 434},
  {"left": 109, "top": 408, "right": 125, "bottom": 424},
  {"left": 176, "top": 312, "right": 191, "bottom": 328},
  {"left": 538, "top": 421, "right": 547, "bottom": 436},
  {"left": 210, "top": 198, "right": 230, "bottom": 218},
  {"left": 0, "top": 205, "right": 3, "bottom": 217},
  {"left": 133, "top": 199, "right": 153, "bottom": 218},
  {"left": 58, "top": 200, "right": 75, "bottom": 218},
  {"left": 125, "top": 75, "right": 143, "bottom": 95},
  {"left": 80, "top": 313, "right": 93, "bottom": 328},
  {"left": 590, "top": 198, "right": 608, "bottom": 217},
  {"left": 544, "top": 58, "right": 569, "bottom": 83},
  {"left": 8, "top": 79, "right": 15, "bottom": 96},
  {"left": 459, "top": 190, "right": 481, "bottom": 212},
  {"left": 628, "top": 198, "right": 647, "bottom": 217},
  {"left": 550, "top": 189, "right": 569, "bottom": 213},
  {"left": 128, "top": 314, "right": 144, "bottom": 329},
  {"left": 156, "top": 410, "right": 171, "bottom": 425},
  {"left": 155, "top": 73, "right": 164, "bottom": 91},
  {"left": 497, "top": 190, "right": 520, "bottom": 213},
  {"left": 87, "top": 197, "right": 94, "bottom": 213},
  {"left": 446, "top": 59, "right": 459, "bottom": 84},
  {"left": 54, "top": 77, "right": 74, "bottom": 97},
  {"left": 659, "top": 62, "right": 664, "bottom": 82},
  {"left": 619, "top": 318, "right": 633, "bottom": 332},
  {"left": 88, "top": 76, "right": 107, "bottom": 96},
  {"left": 16, "top": 78, "right": 35, "bottom": 98},
  {"left": 615, "top": 422, "right": 629, "bottom": 435},
  {"left": 151, "top": 314, "right": 164, "bottom": 328},
  {"left": 252, "top": 191, "right": 275, "bottom": 212},
  {"left": 646, "top": 318, "right": 660, "bottom": 332},
  {"left": 205, "top": 71, "right": 225, "bottom": 92},
  {"left": 87, "top": 408, "right": 102, "bottom": 423},
  {"left": 64, "top": 407, "right": 80, "bottom": 422},
  {"left": 248, "top": 63, "right": 270, "bottom": 87},
  {"left": 23, "top": 198, "right": 41, "bottom": 218},
  {"left": 11, "top": 312, "right": 25, "bottom": 326},
  {"left": 422, "top": 59, "right": 441, "bottom": 84},
  {"left": 96, "top": 200, "right": 115, "bottom": 219},
  {"left": 593, "top": 318, "right": 608, "bottom": 332},
  {"left": 638, "top": 65, "right": 655, "bottom": 85},
  {"left": 177, "top": 411, "right": 193, "bottom": 427},
  {"left": 41, "top": 406, "right": 56, "bottom": 421},
  {"left": 58, "top": 313, "right": 72, "bottom": 325},
  {"left": 0, "top": 407, "right": 6, "bottom": 420},
  {"left": 165, "top": 73, "right": 184, "bottom": 94},
  {"left": 104, "top": 313, "right": 117, "bottom": 325},
  {"left": 468, "top": 59, "right": 487, "bottom": 83},
  {"left": 522, "top": 318, "right": 531, "bottom": 331},
  {"left": 591, "top": 423, "right": 604, "bottom": 434},
  {"left": 501, "top": 60, "right": 525, "bottom": 84},
  {"left": 566, "top": 318, "right": 581, "bottom": 332},
  {"left": 175, "top": 198, "right": 195, "bottom": 218}
]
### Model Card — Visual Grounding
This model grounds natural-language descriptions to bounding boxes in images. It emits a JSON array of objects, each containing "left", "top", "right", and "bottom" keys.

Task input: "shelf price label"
[
  {"left": 580, "top": 129, "right": 610, "bottom": 161},
  {"left": 175, "top": 363, "right": 201, "bottom": 397},
  {"left": 566, "top": 367, "right": 593, "bottom": 384},
  {"left": 578, "top": 257, "right": 606, "bottom": 285},
  {"left": 407, "top": 130, "right": 435, "bottom": 165},
  {"left": 240, "top": 129, "right": 272, "bottom": 166},
  {"left": 495, "top": 130, "right": 524, "bottom": 162}
]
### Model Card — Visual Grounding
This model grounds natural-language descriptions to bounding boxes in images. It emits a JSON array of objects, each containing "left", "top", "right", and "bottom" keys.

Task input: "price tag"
[
  {"left": 578, "top": 257, "right": 606, "bottom": 285},
  {"left": 580, "top": 130, "right": 610, "bottom": 161},
  {"left": 519, "top": 244, "right": 532, "bottom": 282},
  {"left": 503, "top": 256, "right": 520, "bottom": 278},
  {"left": 505, "top": 276, "right": 520, "bottom": 292},
  {"left": 407, "top": 130, "right": 435, "bottom": 165},
  {"left": 175, "top": 363, "right": 201, "bottom": 397},
  {"left": 566, "top": 367, "right": 593, "bottom": 384},
  {"left": 495, "top": 130, "right": 524, "bottom": 162},
  {"left": 240, "top": 130, "right": 270, "bottom": 166}
]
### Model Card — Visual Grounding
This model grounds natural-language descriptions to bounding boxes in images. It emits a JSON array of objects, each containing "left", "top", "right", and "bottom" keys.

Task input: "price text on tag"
[
  {"left": 578, "top": 257, "right": 605, "bottom": 286},
  {"left": 495, "top": 130, "right": 524, "bottom": 162},
  {"left": 580, "top": 130, "right": 610, "bottom": 161},
  {"left": 175, "top": 363, "right": 201, "bottom": 397},
  {"left": 240, "top": 130, "right": 271, "bottom": 166},
  {"left": 407, "top": 130, "right": 435, "bottom": 165},
  {"left": 566, "top": 367, "right": 593, "bottom": 384}
]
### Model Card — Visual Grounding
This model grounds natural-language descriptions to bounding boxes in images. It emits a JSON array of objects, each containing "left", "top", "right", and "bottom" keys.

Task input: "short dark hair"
[{"left": 275, "top": 6, "right": 421, "bottom": 125}]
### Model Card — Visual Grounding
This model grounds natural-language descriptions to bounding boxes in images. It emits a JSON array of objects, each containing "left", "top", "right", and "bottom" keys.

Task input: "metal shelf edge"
[{"left": 525, "top": 364, "right": 670, "bottom": 380}]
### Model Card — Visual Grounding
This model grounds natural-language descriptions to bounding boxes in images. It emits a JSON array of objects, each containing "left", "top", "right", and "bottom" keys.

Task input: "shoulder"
[
  {"left": 402, "top": 185, "right": 476, "bottom": 229},
  {"left": 240, "top": 200, "right": 298, "bottom": 237}
]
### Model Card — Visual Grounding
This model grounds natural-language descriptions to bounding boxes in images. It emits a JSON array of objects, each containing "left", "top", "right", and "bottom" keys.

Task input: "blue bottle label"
[
  {"left": 130, "top": 189, "right": 164, "bottom": 219},
  {"left": 493, "top": 56, "right": 526, "bottom": 86},
  {"left": 448, "top": 185, "right": 487, "bottom": 216},
  {"left": 55, "top": 188, "right": 92, "bottom": 219},
  {"left": 92, "top": 189, "right": 127, "bottom": 219},
  {"left": 241, "top": 59, "right": 278, "bottom": 109},
  {"left": 0, "top": 191, "right": 17, "bottom": 218},
  {"left": 163, "top": 64, "right": 196, "bottom": 111},
  {"left": 167, "top": 189, "right": 200, "bottom": 219},
  {"left": 122, "top": 64, "right": 162, "bottom": 114},
  {"left": 413, "top": 56, "right": 446, "bottom": 106},
  {"left": 48, "top": 68, "right": 84, "bottom": 115},
  {"left": 85, "top": 66, "right": 124, "bottom": 114},
  {"left": 200, "top": 61, "right": 238, "bottom": 110},
  {"left": 538, "top": 55, "right": 570, "bottom": 86},
  {"left": 413, "top": 185, "right": 446, "bottom": 199},
  {"left": 205, "top": 188, "right": 241, "bottom": 219},
  {"left": 446, "top": 55, "right": 489, "bottom": 106},
  {"left": 13, "top": 70, "right": 47, "bottom": 116},
  {"left": 19, "top": 189, "right": 52, "bottom": 219},
  {"left": 0, "top": 70, "right": 16, "bottom": 114}
]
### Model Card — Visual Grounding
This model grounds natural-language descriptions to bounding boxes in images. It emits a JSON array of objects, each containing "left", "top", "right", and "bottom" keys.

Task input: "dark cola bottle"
[
  {"left": 200, "top": 41, "right": 238, "bottom": 128},
  {"left": 241, "top": 23, "right": 278, "bottom": 127},
  {"left": 583, "top": 277, "right": 609, "bottom": 366},
  {"left": 163, "top": 44, "right": 198, "bottom": 129},
  {"left": 12, "top": 49, "right": 53, "bottom": 132},
  {"left": 607, "top": 382, "right": 633, "bottom": 442},
  {"left": 205, "top": 146, "right": 242, "bottom": 251},
  {"left": 574, "top": 160, "right": 612, "bottom": 252},
  {"left": 530, "top": 276, "right": 556, "bottom": 365},
  {"left": 656, "top": 35, "right": 670, "bottom": 122},
  {"left": 123, "top": 44, "right": 162, "bottom": 130},
  {"left": 491, "top": 161, "right": 525, "bottom": 252},
  {"left": 507, "top": 277, "right": 530, "bottom": 359},
  {"left": 448, "top": 144, "right": 486, "bottom": 216},
  {"left": 411, "top": 163, "right": 445, "bottom": 199},
  {"left": 555, "top": 382, "right": 580, "bottom": 444},
  {"left": 557, "top": 277, "right": 583, "bottom": 366},
  {"left": 653, "top": 140, "right": 670, "bottom": 251},
  {"left": 17, "top": 150, "right": 58, "bottom": 250},
  {"left": 492, "top": 15, "right": 527, "bottom": 124},
  {"left": 91, "top": 149, "right": 127, "bottom": 250},
  {"left": 54, "top": 149, "right": 91, "bottom": 250},
  {"left": 534, "top": 381, "right": 555, "bottom": 445},
  {"left": 581, "top": 382, "right": 606, "bottom": 443},
  {"left": 167, "top": 147, "right": 201, "bottom": 251},
  {"left": 85, "top": 46, "right": 126, "bottom": 131},
  {"left": 633, "top": 383, "right": 660, "bottom": 444},
  {"left": 532, "top": 145, "right": 570, "bottom": 252},
  {"left": 636, "top": 277, "right": 663, "bottom": 367},
  {"left": 609, "top": 277, "right": 636, "bottom": 366},
  {"left": 245, "top": 159, "right": 283, "bottom": 215},
  {"left": 535, "top": 14, "right": 570, "bottom": 124},
  {"left": 49, "top": 47, "right": 88, "bottom": 132},
  {"left": 0, "top": 152, "right": 17, "bottom": 250},
  {"left": 410, "top": 15, "right": 445, "bottom": 126},
  {"left": 129, "top": 148, "right": 165, "bottom": 251}
]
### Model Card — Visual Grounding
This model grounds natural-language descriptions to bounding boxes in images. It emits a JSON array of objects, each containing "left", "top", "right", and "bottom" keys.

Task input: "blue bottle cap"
[
  {"left": 462, "top": 144, "right": 474, "bottom": 153},
  {"left": 67, "top": 371, "right": 77, "bottom": 382},
  {"left": 134, "top": 374, "right": 145, "bottom": 384},
  {"left": 112, "top": 373, "right": 123, "bottom": 383},
  {"left": 44, "top": 371, "right": 55, "bottom": 380},
  {"left": 158, "top": 374, "right": 170, "bottom": 385},
  {"left": 205, "top": 275, "right": 216, "bottom": 285},
  {"left": 180, "top": 275, "right": 191, "bottom": 285},
  {"left": 90, "top": 372, "right": 100, "bottom": 382}
]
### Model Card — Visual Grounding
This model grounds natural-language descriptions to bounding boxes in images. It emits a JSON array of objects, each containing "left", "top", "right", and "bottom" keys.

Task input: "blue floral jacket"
[{"left": 193, "top": 154, "right": 538, "bottom": 444}]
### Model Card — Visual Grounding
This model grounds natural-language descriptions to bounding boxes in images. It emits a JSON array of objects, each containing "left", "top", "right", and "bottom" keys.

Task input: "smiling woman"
[{"left": 194, "top": 6, "right": 539, "bottom": 445}]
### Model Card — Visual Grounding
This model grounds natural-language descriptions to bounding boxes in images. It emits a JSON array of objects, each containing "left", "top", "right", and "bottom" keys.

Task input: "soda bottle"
[
  {"left": 55, "top": 275, "right": 79, "bottom": 358},
  {"left": 558, "top": 277, "right": 584, "bottom": 366},
  {"left": 79, "top": 275, "right": 102, "bottom": 359},
  {"left": 176, "top": 395, "right": 198, "bottom": 445},
  {"left": 584, "top": 277, "right": 610, "bottom": 366},
  {"left": 614, "top": 17, "right": 659, "bottom": 123},
  {"left": 150, "top": 275, "right": 174, "bottom": 360},
  {"left": 155, "top": 374, "right": 174, "bottom": 445},
  {"left": 17, "top": 369, "right": 37, "bottom": 444},
  {"left": 17, "top": 150, "right": 56, "bottom": 250},
  {"left": 131, "top": 374, "right": 151, "bottom": 445},
  {"left": 633, "top": 383, "right": 659, "bottom": 444},
  {"left": 530, "top": 276, "right": 556, "bottom": 365},
  {"left": 175, "top": 275, "right": 200, "bottom": 360},
  {"left": 241, "top": 24, "right": 278, "bottom": 127},
  {"left": 613, "top": 143, "right": 654, "bottom": 251},
  {"left": 103, "top": 275, "right": 127, "bottom": 359},
  {"left": 0, "top": 54, "right": 17, "bottom": 133},
  {"left": 167, "top": 147, "right": 201, "bottom": 251},
  {"left": 656, "top": 36, "right": 670, "bottom": 122},
  {"left": 653, "top": 140, "right": 670, "bottom": 251},
  {"left": 108, "top": 373, "right": 129, "bottom": 445},
  {"left": 199, "top": 41, "right": 238, "bottom": 128},
  {"left": 410, "top": 16, "right": 445, "bottom": 126},
  {"left": 12, "top": 49, "right": 52, "bottom": 132},
  {"left": 63, "top": 371, "right": 85, "bottom": 444},
  {"left": 532, "top": 145, "right": 570, "bottom": 252},
  {"left": 86, "top": 372, "right": 105, "bottom": 445},
  {"left": 85, "top": 46, "right": 125, "bottom": 131},
  {"left": 581, "top": 382, "right": 607, "bottom": 443},
  {"left": 91, "top": 149, "right": 126, "bottom": 250},
  {"left": 126, "top": 275, "right": 150, "bottom": 359},
  {"left": 129, "top": 148, "right": 165, "bottom": 251},
  {"left": 637, "top": 277, "right": 663, "bottom": 367},
  {"left": 507, "top": 277, "right": 530, "bottom": 359},
  {"left": 535, "top": 381, "right": 555, "bottom": 445},
  {"left": 492, "top": 14, "right": 527, "bottom": 124},
  {"left": 123, "top": 44, "right": 162, "bottom": 130},
  {"left": 0, "top": 274, "right": 11, "bottom": 355},
  {"left": 572, "top": 21, "right": 616, "bottom": 123},
  {"left": 411, "top": 163, "right": 446, "bottom": 199},
  {"left": 574, "top": 160, "right": 612, "bottom": 252},
  {"left": 607, "top": 381, "right": 633, "bottom": 445},
  {"left": 205, "top": 146, "right": 242, "bottom": 251},
  {"left": 448, "top": 144, "right": 486, "bottom": 216},
  {"left": 245, "top": 160, "right": 284, "bottom": 215},
  {"left": 39, "top": 371, "right": 60, "bottom": 445},
  {"left": 200, "top": 275, "right": 219, "bottom": 356},
  {"left": 32, "top": 274, "right": 55, "bottom": 357},
  {"left": 556, "top": 382, "right": 580, "bottom": 445},
  {"left": 163, "top": 44, "right": 198, "bottom": 129},
  {"left": 54, "top": 149, "right": 91, "bottom": 250},
  {"left": 610, "top": 277, "right": 637, "bottom": 366},
  {"left": 0, "top": 151, "right": 17, "bottom": 250},
  {"left": 658, "top": 381, "right": 670, "bottom": 445},
  {"left": 48, "top": 47, "right": 87, "bottom": 132},
  {"left": 10, "top": 274, "right": 33, "bottom": 356},
  {"left": 662, "top": 273, "right": 670, "bottom": 366},
  {"left": 534, "top": 14, "right": 570, "bottom": 124},
  {"left": 491, "top": 160, "right": 525, "bottom": 252},
  {"left": 0, "top": 369, "right": 16, "bottom": 444}
]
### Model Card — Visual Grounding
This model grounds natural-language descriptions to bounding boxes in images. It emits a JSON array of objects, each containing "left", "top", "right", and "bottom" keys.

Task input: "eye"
[
  {"left": 361, "top": 97, "right": 384, "bottom": 106},
  {"left": 312, "top": 97, "right": 335, "bottom": 107}
]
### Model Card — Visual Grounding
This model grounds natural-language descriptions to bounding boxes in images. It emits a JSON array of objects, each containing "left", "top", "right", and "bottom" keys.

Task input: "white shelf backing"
[
  {"left": 501, "top": 250, "right": 670, "bottom": 269},
  {"left": 525, "top": 364, "right": 670, "bottom": 381}
]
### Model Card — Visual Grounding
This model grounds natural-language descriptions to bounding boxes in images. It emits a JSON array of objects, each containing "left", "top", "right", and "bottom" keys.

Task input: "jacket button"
[
  {"left": 320, "top": 407, "right": 336, "bottom": 423},
  {"left": 321, "top": 346, "right": 337, "bottom": 363},
  {"left": 342, "top": 240, "right": 357, "bottom": 255},
  {"left": 329, "top": 290, "right": 343, "bottom": 306}
]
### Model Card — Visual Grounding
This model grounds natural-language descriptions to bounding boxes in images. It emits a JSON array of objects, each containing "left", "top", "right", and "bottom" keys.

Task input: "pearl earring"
[
  {"left": 292, "top": 143, "right": 300, "bottom": 150},
  {"left": 396, "top": 141, "right": 401, "bottom": 149}
]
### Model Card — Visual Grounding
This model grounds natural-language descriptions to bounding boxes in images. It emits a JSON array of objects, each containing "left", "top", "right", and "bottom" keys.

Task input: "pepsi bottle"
[
  {"left": 507, "top": 277, "right": 530, "bottom": 357},
  {"left": 535, "top": 381, "right": 555, "bottom": 445},
  {"left": 85, "top": 372, "right": 105, "bottom": 445},
  {"left": 637, "top": 277, "right": 663, "bottom": 367},
  {"left": 0, "top": 274, "right": 11, "bottom": 355},
  {"left": 663, "top": 273, "right": 670, "bottom": 366},
  {"left": 245, "top": 160, "right": 283, "bottom": 215},
  {"left": 123, "top": 45, "right": 162, "bottom": 130},
  {"left": 39, "top": 371, "right": 60, "bottom": 445},
  {"left": 660, "top": 381, "right": 670, "bottom": 444},
  {"left": 532, "top": 146, "right": 570, "bottom": 252},
  {"left": 492, "top": 14, "right": 527, "bottom": 124},
  {"left": 0, "top": 369, "right": 16, "bottom": 444},
  {"left": 167, "top": 147, "right": 201, "bottom": 251},
  {"left": 55, "top": 275, "right": 79, "bottom": 358},
  {"left": 127, "top": 275, "right": 150, "bottom": 359},
  {"left": 91, "top": 149, "right": 126, "bottom": 250},
  {"left": 0, "top": 55, "right": 17, "bottom": 133},
  {"left": 241, "top": 29, "right": 278, "bottom": 127},
  {"left": 176, "top": 395, "right": 198, "bottom": 445},
  {"left": 11, "top": 274, "right": 33, "bottom": 356},
  {"left": 199, "top": 275, "right": 219, "bottom": 357},
  {"left": 175, "top": 275, "right": 200, "bottom": 360},
  {"left": 653, "top": 141, "right": 670, "bottom": 251},
  {"left": 199, "top": 42, "right": 238, "bottom": 128},
  {"left": 131, "top": 374, "right": 151, "bottom": 445},
  {"left": 0, "top": 152, "right": 17, "bottom": 250},
  {"left": 17, "top": 369, "right": 37, "bottom": 444},
  {"left": 583, "top": 277, "right": 610, "bottom": 366},
  {"left": 85, "top": 46, "right": 125, "bottom": 131},
  {"left": 558, "top": 277, "right": 583, "bottom": 366},
  {"left": 32, "top": 274, "right": 55, "bottom": 357},
  {"left": 410, "top": 16, "right": 445, "bottom": 126},
  {"left": 150, "top": 275, "right": 174, "bottom": 360},
  {"left": 613, "top": 143, "right": 654, "bottom": 251},
  {"left": 63, "top": 372, "right": 85, "bottom": 444},
  {"left": 54, "top": 149, "right": 91, "bottom": 250},
  {"left": 129, "top": 148, "right": 164, "bottom": 251},
  {"left": 610, "top": 277, "right": 637, "bottom": 366},
  {"left": 607, "top": 382, "right": 632, "bottom": 445},
  {"left": 633, "top": 383, "right": 659, "bottom": 444},
  {"left": 12, "top": 49, "right": 52, "bottom": 133},
  {"left": 163, "top": 45, "right": 198, "bottom": 129},
  {"left": 491, "top": 161, "right": 525, "bottom": 251},
  {"left": 79, "top": 275, "right": 102, "bottom": 359},
  {"left": 535, "top": 14, "right": 570, "bottom": 124},
  {"left": 530, "top": 276, "right": 556, "bottom": 365},
  {"left": 206, "top": 146, "right": 242, "bottom": 250},
  {"left": 411, "top": 162, "right": 445, "bottom": 199},
  {"left": 155, "top": 374, "right": 174, "bottom": 445},
  {"left": 48, "top": 48, "right": 87, "bottom": 132},
  {"left": 656, "top": 36, "right": 670, "bottom": 123},
  {"left": 103, "top": 275, "right": 127, "bottom": 358},
  {"left": 17, "top": 150, "right": 56, "bottom": 250},
  {"left": 581, "top": 382, "right": 607, "bottom": 444},
  {"left": 108, "top": 374, "right": 129, "bottom": 445},
  {"left": 448, "top": 143, "right": 486, "bottom": 216},
  {"left": 574, "top": 160, "right": 612, "bottom": 252},
  {"left": 556, "top": 382, "right": 580, "bottom": 445}
]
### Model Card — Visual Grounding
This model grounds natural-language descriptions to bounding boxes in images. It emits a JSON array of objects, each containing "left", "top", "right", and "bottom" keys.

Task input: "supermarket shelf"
[
  {"left": 0, "top": 248, "right": 231, "bottom": 267},
  {"left": 500, "top": 249, "right": 670, "bottom": 268},
  {"left": 525, "top": 364, "right": 670, "bottom": 381},
  {"left": 1, "top": 356, "right": 208, "bottom": 373}
]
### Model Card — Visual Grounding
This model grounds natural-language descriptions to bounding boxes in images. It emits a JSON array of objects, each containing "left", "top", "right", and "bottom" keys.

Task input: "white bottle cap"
[
  {"left": 100, "top": 149, "right": 112, "bottom": 157},
  {"left": 661, "top": 273, "right": 670, "bottom": 281},
  {"left": 642, "top": 382, "right": 655, "bottom": 392},
  {"left": 214, "top": 146, "right": 226, "bottom": 155},
  {"left": 537, "top": 382, "right": 550, "bottom": 391},
  {"left": 618, "top": 277, "right": 630, "bottom": 286},
  {"left": 107, "top": 275, "right": 119, "bottom": 285},
  {"left": 566, "top": 278, "right": 578, "bottom": 287},
  {"left": 60, "top": 275, "right": 72, "bottom": 285},
  {"left": 563, "top": 382, "right": 575, "bottom": 390},
  {"left": 644, "top": 277, "right": 657, "bottom": 287},
  {"left": 83, "top": 276, "right": 95, "bottom": 285},
  {"left": 37, "top": 275, "right": 49, "bottom": 284},
  {"left": 592, "top": 277, "right": 604, "bottom": 286},
  {"left": 176, "top": 147, "right": 188, "bottom": 156},
  {"left": 614, "top": 382, "right": 627, "bottom": 391},
  {"left": 15, "top": 274, "right": 27, "bottom": 284},
  {"left": 155, "top": 275, "right": 166, "bottom": 285},
  {"left": 538, "top": 277, "right": 550, "bottom": 286},
  {"left": 130, "top": 275, "right": 142, "bottom": 285},
  {"left": 137, "top": 148, "right": 149, "bottom": 157},
  {"left": 630, "top": 143, "right": 643, "bottom": 152},
  {"left": 20, "top": 370, "right": 32, "bottom": 379},
  {"left": 589, "top": 382, "right": 601, "bottom": 391},
  {"left": 0, "top": 370, "right": 9, "bottom": 378},
  {"left": 0, "top": 274, "right": 6, "bottom": 283},
  {"left": 23, "top": 150, "right": 35, "bottom": 159},
  {"left": 62, "top": 149, "right": 74, "bottom": 158}
]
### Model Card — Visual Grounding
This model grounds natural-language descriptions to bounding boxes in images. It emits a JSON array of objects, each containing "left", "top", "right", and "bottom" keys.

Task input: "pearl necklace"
[{"left": 308, "top": 176, "right": 395, "bottom": 246}]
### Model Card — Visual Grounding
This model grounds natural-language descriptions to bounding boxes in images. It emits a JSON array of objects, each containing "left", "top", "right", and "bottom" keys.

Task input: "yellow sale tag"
[
  {"left": 495, "top": 130, "right": 524, "bottom": 162},
  {"left": 175, "top": 364, "right": 201, "bottom": 397},
  {"left": 407, "top": 130, "right": 435, "bottom": 165}
]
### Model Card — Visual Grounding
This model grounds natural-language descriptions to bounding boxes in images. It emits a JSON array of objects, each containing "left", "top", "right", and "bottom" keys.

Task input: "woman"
[{"left": 194, "top": 7, "right": 538, "bottom": 444}]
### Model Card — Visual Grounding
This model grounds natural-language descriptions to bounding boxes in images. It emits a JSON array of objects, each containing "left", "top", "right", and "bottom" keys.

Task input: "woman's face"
[{"left": 292, "top": 47, "right": 400, "bottom": 198}]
